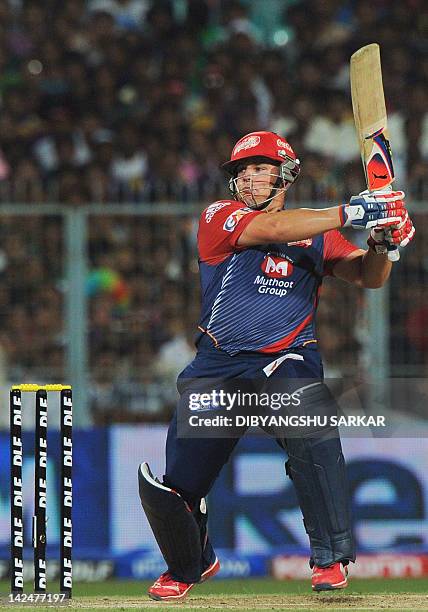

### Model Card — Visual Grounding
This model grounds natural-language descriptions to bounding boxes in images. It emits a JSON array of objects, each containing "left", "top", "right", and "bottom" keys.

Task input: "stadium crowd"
[{"left": 0, "top": 0, "right": 426, "bottom": 423}]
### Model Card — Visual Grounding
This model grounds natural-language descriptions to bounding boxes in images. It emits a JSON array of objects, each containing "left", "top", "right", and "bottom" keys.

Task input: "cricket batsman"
[{"left": 138, "top": 131, "right": 415, "bottom": 601}]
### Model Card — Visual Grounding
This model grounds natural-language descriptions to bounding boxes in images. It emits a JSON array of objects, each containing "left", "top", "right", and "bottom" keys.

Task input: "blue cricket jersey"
[{"left": 196, "top": 200, "right": 358, "bottom": 356}]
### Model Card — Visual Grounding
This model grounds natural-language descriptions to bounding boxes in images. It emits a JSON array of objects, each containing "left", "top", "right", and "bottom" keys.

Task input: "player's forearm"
[
  {"left": 273, "top": 208, "right": 343, "bottom": 242},
  {"left": 253, "top": 207, "right": 342, "bottom": 244},
  {"left": 360, "top": 247, "right": 392, "bottom": 288}
]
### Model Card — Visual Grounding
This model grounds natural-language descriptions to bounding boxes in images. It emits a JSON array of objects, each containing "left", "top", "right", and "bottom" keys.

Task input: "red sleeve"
[
  {"left": 198, "top": 200, "right": 262, "bottom": 264},
  {"left": 323, "top": 229, "right": 360, "bottom": 276}
]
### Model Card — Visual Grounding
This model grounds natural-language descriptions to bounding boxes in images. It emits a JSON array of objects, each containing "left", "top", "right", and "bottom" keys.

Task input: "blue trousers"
[{"left": 164, "top": 345, "right": 355, "bottom": 573}]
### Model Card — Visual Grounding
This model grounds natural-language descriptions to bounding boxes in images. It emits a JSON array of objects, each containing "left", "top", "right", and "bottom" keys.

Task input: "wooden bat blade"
[
  {"left": 350, "top": 43, "right": 394, "bottom": 191},
  {"left": 351, "top": 43, "right": 386, "bottom": 139}
]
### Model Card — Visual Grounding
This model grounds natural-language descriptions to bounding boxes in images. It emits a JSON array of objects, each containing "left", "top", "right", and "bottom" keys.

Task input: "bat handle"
[
  {"left": 384, "top": 223, "right": 400, "bottom": 261},
  {"left": 387, "top": 246, "right": 400, "bottom": 262},
  {"left": 374, "top": 187, "right": 400, "bottom": 262}
]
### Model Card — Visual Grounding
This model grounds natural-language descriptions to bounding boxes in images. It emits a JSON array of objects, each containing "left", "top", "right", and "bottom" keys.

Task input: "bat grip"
[
  {"left": 385, "top": 223, "right": 400, "bottom": 261},
  {"left": 387, "top": 246, "right": 400, "bottom": 262},
  {"left": 373, "top": 186, "right": 400, "bottom": 262}
]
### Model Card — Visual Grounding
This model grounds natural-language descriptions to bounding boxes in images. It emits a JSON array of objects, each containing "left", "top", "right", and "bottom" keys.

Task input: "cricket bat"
[{"left": 350, "top": 43, "right": 399, "bottom": 261}]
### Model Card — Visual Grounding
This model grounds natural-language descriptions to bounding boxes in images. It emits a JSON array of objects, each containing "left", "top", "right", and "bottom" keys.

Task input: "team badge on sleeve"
[{"left": 223, "top": 208, "right": 252, "bottom": 232}]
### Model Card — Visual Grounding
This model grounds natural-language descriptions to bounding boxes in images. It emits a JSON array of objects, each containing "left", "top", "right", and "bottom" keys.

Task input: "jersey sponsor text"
[
  {"left": 205, "top": 201, "right": 230, "bottom": 223},
  {"left": 254, "top": 275, "right": 294, "bottom": 297}
]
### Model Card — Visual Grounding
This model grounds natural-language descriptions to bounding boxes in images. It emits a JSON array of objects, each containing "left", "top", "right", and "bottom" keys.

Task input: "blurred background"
[{"left": 0, "top": 0, "right": 427, "bottom": 585}]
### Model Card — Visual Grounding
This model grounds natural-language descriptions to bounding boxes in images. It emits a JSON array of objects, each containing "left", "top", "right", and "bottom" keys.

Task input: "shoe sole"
[
  {"left": 149, "top": 582, "right": 194, "bottom": 602},
  {"left": 312, "top": 578, "right": 348, "bottom": 591},
  {"left": 200, "top": 557, "right": 220, "bottom": 583},
  {"left": 148, "top": 557, "right": 220, "bottom": 602}
]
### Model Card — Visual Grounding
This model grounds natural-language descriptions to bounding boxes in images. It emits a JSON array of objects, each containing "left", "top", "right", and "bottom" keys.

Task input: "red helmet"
[{"left": 222, "top": 131, "right": 300, "bottom": 185}]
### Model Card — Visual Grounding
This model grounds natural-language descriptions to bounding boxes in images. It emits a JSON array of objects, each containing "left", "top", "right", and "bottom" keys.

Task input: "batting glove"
[
  {"left": 367, "top": 210, "right": 415, "bottom": 254},
  {"left": 340, "top": 189, "right": 406, "bottom": 230}
]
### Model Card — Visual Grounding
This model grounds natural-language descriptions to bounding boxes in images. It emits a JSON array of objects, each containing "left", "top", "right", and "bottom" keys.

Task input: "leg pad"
[{"left": 138, "top": 462, "right": 202, "bottom": 583}]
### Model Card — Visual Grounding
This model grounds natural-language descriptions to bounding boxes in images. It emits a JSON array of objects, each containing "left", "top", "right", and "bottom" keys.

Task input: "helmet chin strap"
[
  {"left": 232, "top": 174, "right": 286, "bottom": 210},
  {"left": 239, "top": 187, "right": 286, "bottom": 210}
]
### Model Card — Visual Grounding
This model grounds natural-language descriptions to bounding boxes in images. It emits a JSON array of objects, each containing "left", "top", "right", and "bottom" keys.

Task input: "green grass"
[
  {"left": 0, "top": 578, "right": 428, "bottom": 597},
  {"left": 1, "top": 576, "right": 428, "bottom": 595},
  {"left": 79, "top": 577, "right": 427, "bottom": 595}
]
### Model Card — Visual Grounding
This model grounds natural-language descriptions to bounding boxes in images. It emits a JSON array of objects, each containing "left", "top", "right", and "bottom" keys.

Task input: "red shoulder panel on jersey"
[
  {"left": 198, "top": 200, "right": 262, "bottom": 265},
  {"left": 323, "top": 229, "right": 360, "bottom": 276}
]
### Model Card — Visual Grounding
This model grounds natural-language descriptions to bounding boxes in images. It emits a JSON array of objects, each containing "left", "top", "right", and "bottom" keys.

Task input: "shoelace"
[
  {"left": 153, "top": 573, "right": 188, "bottom": 590},
  {"left": 312, "top": 565, "right": 347, "bottom": 578},
  {"left": 153, "top": 572, "right": 170, "bottom": 587}
]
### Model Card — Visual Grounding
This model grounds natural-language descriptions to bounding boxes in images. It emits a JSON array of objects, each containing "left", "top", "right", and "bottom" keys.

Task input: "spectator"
[{"left": 153, "top": 318, "right": 196, "bottom": 385}]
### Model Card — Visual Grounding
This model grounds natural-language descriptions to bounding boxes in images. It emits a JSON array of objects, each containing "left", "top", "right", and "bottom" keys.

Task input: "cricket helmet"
[{"left": 221, "top": 131, "right": 300, "bottom": 185}]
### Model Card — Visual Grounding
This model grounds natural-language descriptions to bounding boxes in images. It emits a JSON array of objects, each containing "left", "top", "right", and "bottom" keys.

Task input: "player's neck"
[{"left": 265, "top": 196, "right": 285, "bottom": 213}]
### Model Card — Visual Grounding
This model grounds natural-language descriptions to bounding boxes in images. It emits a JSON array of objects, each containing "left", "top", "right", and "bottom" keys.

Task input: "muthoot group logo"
[
  {"left": 261, "top": 255, "right": 293, "bottom": 278},
  {"left": 254, "top": 255, "right": 294, "bottom": 297}
]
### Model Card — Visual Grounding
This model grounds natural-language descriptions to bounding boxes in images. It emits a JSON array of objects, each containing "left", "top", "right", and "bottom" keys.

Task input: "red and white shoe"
[
  {"left": 148, "top": 557, "right": 220, "bottom": 602},
  {"left": 200, "top": 556, "right": 220, "bottom": 583},
  {"left": 311, "top": 562, "right": 348, "bottom": 591}
]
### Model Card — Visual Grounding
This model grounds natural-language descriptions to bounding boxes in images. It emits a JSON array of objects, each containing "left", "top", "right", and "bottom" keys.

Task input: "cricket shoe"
[
  {"left": 311, "top": 562, "right": 348, "bottom": 591},
  {"left": 148, "top": 557, "right": 220, "bottom": 602}
]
